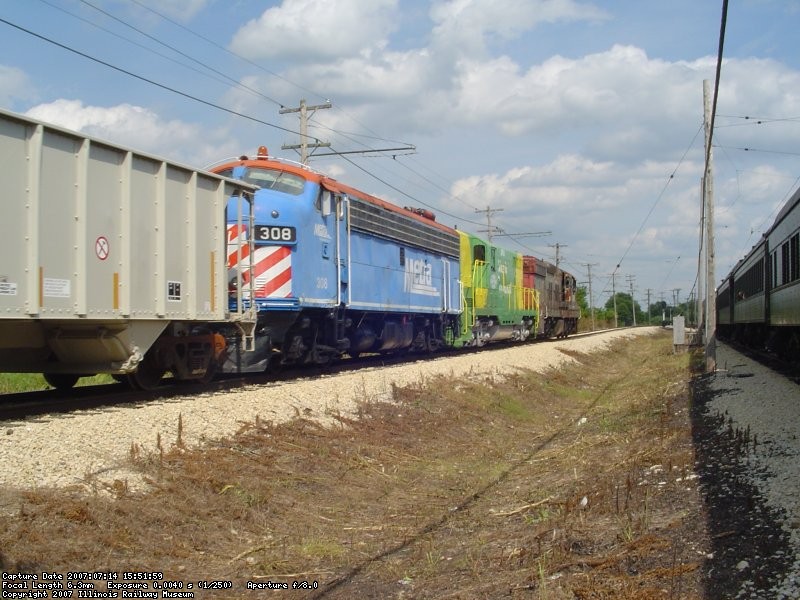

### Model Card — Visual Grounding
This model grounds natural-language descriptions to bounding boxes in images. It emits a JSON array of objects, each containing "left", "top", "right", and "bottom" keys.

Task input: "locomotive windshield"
[{"left": 218, "top": 166, "right": 306, "bottom": 195}]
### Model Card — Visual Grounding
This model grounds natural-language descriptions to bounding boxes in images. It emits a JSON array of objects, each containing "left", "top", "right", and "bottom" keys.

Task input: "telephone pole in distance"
[{"left": 280, "top": 98, "right": 332, "bottom": 164}]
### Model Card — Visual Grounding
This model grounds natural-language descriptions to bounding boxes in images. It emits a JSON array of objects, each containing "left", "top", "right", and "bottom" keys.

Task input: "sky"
[{"left": 1, "top": 0, "right": 799, "bottom": 314}]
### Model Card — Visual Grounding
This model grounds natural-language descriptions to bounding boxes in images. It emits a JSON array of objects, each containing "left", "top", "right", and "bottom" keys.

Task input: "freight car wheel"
[
  {"left": 43, "top": 373, "right": 80, "bottom": 390},
  {"left": 198, "top": 359, "right": 219, "bottom": 384},
  {"left": 127, "top": 353, "right": 165, "bottom": 391}
]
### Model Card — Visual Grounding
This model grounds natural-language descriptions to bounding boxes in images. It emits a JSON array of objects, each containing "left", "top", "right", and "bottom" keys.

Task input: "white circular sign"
[{"left": 95, "top": 236, "right": 110, "bottom": 260}]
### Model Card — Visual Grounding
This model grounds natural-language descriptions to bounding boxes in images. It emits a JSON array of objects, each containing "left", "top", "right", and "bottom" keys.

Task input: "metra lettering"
[
  {"left": 313, "top": 224, "right": 332, "bottom": 239},
  {"left": 403, "top": 259, "right": 440, "bottom": 297}
]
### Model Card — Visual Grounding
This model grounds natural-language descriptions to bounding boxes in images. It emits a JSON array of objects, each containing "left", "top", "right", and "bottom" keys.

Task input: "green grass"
[{"left": 0, "top": 372, "right": 114, "bottom": 394}]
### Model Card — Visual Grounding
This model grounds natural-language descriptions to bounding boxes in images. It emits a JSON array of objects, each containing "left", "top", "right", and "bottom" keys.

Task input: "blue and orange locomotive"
[{"left": 210, "top": 147, "right": 578, "bottom": 373}]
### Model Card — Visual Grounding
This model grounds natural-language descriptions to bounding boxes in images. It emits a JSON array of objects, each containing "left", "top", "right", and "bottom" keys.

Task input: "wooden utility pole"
[
  {"left": 549, "top": 243, "right": 567, "bottom": 268},
  {"left": 611, "top": 272, "right": 618, "bottom": 328},
  {"left": 475, "top": 206, "right": 503, "bottom": 242},
  {"left": 280, "top": 98, "right": 332, "bottom": 164},
  {"left": 626, "top": 274, "right": 637, "bottom": 326},
  {"left": 583, "top": 263, "right": 598, "bottom": 331},
  {"left": 703, "top": 80, "right": 717, "bottom": 372}
]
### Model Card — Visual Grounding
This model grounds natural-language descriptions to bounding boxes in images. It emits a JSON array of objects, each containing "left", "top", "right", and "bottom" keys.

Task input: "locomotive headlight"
[{"left": 271, "top": 210, "right": 279, "bottom": 219}]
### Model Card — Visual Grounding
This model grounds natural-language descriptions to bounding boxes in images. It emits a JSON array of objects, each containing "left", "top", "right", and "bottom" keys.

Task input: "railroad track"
[{"left": 0, "top": 327, "right": 619, "bottom": 423}]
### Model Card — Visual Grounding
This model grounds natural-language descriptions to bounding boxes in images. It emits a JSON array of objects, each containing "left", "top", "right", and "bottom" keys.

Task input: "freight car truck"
[{"left": 0, "top": 108, "right": 258, "bottom": 390}]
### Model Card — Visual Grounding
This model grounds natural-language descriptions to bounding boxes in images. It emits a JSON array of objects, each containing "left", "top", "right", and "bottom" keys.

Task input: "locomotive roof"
[
  {"left": 319, "top": 177, "right": 459, "bottom": 237},
  {"left": 209, "top": 153, "right": 459, "bottom": 237},
  {"left": 210, "top": 150, "right": 579, "bottom": 278}
]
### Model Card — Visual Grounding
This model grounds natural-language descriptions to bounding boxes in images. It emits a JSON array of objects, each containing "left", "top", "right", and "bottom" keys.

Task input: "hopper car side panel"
[{"left": 0, "top": 108, "right": 257, "bottom": 386}]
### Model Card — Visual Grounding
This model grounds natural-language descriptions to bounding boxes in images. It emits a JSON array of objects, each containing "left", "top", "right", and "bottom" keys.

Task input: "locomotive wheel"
[{"left": 43, "top": 373, "right": 80, "bottom": 390}]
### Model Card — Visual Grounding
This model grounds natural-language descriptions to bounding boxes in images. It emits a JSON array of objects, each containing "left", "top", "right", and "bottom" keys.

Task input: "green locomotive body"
[{"left": 455, "top": 231, "right": 539, "bottom": 346}]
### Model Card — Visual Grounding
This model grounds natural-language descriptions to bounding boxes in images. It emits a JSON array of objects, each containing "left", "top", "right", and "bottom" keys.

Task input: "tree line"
[{"left": 575, "top": 287, "right": 697, "bottom": 330}]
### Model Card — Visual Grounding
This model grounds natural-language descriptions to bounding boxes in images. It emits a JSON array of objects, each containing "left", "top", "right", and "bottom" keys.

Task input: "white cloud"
[
  {"left": 483, "top": 154, "right": 800, "bottom": 282},
  {"left": 445, "top": 152, "right": 708, "bottom": 270},
  {"left": 714, "top": 57, "right": 800, "bottom": 155},
  {"left": 0, "top": 64, "right": 34, "bottom": 107},
  {"left": 430, "top": 0, "right": 608, "bottom": 57},
  {"left": 232, "top": 40, "right": 798, "bottom": 169},
  {"left": 452, "top": 45, "right": 710, "bottom": 142},
  {"left": 220, "top": 9, "right": 800, "bottom": 291},
  {"left": 229, "top": 0, "right": 398, "bottom": 62},
  {"left": 24, "top": 100, "right": 237, "bottom": 168}
]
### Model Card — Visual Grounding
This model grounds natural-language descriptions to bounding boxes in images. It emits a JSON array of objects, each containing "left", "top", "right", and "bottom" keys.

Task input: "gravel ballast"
[
  {"left": 3, "top": 327, "right": 799, "bottom": 597},
  {"left": 693, "top": 342, "right": 800, "bottom": 599},
  {"left": 1, "top": 328, "right": 656, "bottom": 492}
]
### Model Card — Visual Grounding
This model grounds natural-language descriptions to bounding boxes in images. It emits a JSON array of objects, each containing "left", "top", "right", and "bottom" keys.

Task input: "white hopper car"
[{"left": 0, "top": 108, "right": 257, "bottom": 389}]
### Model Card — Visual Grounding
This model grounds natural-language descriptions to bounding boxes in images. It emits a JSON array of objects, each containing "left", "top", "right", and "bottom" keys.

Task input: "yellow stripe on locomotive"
[{"left": 456, "top": 231, "right": 538, "bottom": 346}]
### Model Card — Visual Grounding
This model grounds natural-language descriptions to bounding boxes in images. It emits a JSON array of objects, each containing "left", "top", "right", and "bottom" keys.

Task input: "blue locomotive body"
[{"left": 214, "top": 149, "right": 462, "bottom": 371}]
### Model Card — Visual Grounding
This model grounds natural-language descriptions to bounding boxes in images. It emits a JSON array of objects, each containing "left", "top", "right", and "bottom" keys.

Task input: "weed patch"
[{"left": 0, "top": 332, "right": 708, "bottom": 598}]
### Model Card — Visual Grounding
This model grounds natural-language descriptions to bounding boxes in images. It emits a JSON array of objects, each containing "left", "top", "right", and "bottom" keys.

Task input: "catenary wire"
[
  {"left": 596, "top": 123, "right": 704, "bottom": 300},
  {"left": 0, "top": 14, "right": 491, "bottom": 233},
  {"left": 75, "top": 0, "right": 285, "bottom": 108},
  {"left": 123, "top": 0, "right": 536, "bottom": 232},
  {"left": 37, "top": 0, "right": 280, "bottom": 106},
  {"left": 0, "top": 16, "right": 319, "bottom": 140}
]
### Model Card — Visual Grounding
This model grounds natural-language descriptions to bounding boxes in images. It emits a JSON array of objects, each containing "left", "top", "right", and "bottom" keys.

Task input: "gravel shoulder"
[
  {"left": 692, "top": 341, "right": 800, "bottom": 599},
  {"left": 0, "top": 328, "right": 657, "bottom": 492}
]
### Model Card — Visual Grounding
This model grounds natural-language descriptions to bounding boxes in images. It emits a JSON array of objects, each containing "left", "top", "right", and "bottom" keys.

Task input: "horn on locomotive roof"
[{"left": 404, "top": 206, "right": 436, "bottom": 221}]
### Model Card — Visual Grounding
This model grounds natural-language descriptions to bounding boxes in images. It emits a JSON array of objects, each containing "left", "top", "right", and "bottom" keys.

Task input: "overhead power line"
[
  {"left": 10, "top": 6, "right": 592, "bottom": 244},
  {"left": 74, "top": 0, "right": 285, "bottom": 108},
  {"left": 91, "top": 0, "right": 492, "bottom": 225},
  {"left": 0, "top": 14, "right": 490, "bottom": 232},
  {"left": 716, "top": 114, "right": 800, "bottom": 126},
  {"left": 714, "top": 145, "right": 800, "bottom": 157},
  {"left": 0, "top": 16, "right": 311, "bottom": 140},
  {"left": 596, "top": 123, "right": 704, "bottom": 299},
  {"left": 126, "top": 0, "right": 316, "bottom": 106},
  {"left": 38, "top": 0, "right": 249, "bottom": 95}
]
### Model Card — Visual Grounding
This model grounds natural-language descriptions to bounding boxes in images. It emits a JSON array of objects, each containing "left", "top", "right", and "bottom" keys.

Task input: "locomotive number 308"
[{"left": 253, "top": 225, "right": 297, "bottom": 243}]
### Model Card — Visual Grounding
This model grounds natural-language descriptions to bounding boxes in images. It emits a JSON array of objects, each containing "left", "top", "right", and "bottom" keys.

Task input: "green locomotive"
[{"left": 455, "top": 231, "right": 539, "bottom": 346}]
